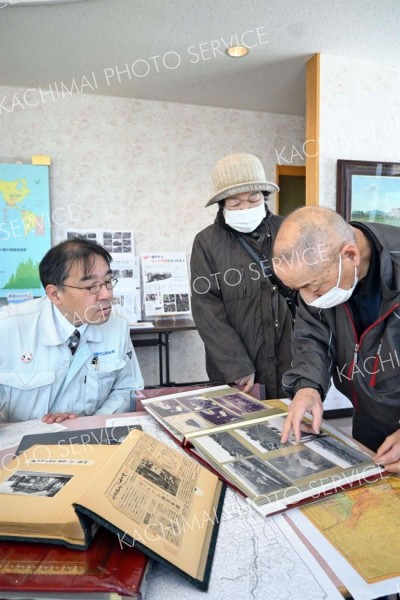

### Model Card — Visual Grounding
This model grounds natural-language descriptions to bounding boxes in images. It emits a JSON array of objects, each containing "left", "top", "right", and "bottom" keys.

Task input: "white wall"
[
  {"left": 317, "top": 54, "right": 400, "bottom": 411},
  {"left": 0, "top": 87, "right": 305, "bottom": 385},
  {"left": 318, "top": 54, "right": 400, "bottom": 209}
]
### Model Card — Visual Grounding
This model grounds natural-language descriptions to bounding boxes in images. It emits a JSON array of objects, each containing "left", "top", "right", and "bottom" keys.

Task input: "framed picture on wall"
[{"left": 337, "top": 160, "right": 400, "bottom": 226}]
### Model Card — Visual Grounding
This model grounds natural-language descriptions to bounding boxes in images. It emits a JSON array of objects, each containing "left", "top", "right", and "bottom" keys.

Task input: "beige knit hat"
[{"left": 206, "top": 153, "right": 279, "bottom": 207}]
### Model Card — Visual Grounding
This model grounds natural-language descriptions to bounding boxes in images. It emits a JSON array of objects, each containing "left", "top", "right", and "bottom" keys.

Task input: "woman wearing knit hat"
[{"left": 190, "top": 153, "right": 295, "bottom": 399}]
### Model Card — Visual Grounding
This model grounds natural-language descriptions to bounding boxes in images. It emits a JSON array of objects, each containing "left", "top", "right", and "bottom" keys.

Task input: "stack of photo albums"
[
  {"left": 0, "top": 387, "right": 388, "bottom": 595},
  {"left": 0, "top": 425, "right": 226, "bottom": 593}
]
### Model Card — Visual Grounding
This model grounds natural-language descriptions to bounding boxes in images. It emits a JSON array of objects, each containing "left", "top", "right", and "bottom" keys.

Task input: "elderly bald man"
[{"left": 272, "top": 206, "right": 400, "bottom": 472}]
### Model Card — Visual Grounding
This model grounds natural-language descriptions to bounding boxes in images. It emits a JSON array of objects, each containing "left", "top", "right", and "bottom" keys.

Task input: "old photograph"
[
  {"left": 305, "top": 436, "right": 370, "bottom": 467},
  {"left": 0, "top": 471, "right": 72, "bottom": 497},
  {"left": 176, "top": 294, "right": 190, "bottom": 312},
  {"left": 136, "top": 458, "right": 180, "bottom": 496},
  {"left": 164, "top": 411, "right": 211, "bottom": 434},
  {"left": 212, "top": 393, "right": 266, "bottom": 416},
  {"left": 178, "top": 396, "right": 221, "bottom": 412},
  {"left": 67, "top": 231, "right": 97, "bottom": 241},
  {"left": 266, "top": 448, "right": 337, "bottom": 481},
  {"left": 194, "top": 431, "right": 251, "bottom": 463},
  {"left": 224, "top": 456, "right": 291, "bottom": 496},
  {"left": 198, "top": 406, "right": 239, "bottom": 426},
  {"left": 147, "top": 398, "right": 190, "bottom": 418},
  {"left": 260, "top": 416, "right": 327, "bottom": 444},
  {"left": 235, "top": 422, "right": 290, "bottom": 453},
  {"left": 163, "top": 293, "right": 177, "bottom": 312}
]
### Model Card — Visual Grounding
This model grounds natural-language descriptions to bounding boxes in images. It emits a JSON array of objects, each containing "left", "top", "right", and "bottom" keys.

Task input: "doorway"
[{"left": 275, "top": 165, "right": 306, "bottom": 216}]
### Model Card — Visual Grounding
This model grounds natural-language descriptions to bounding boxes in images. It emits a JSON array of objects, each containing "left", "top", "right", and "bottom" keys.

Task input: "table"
[
  {"left": 130, "top": 317, "right": 200, "bottom": 386},
  {"left": 0, "top": 410, "right": 349, "bottom": 600}
]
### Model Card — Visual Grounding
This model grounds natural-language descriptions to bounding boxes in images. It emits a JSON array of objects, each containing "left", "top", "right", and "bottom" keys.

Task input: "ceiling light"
[{"left": 225, "top": 45, "right": 249, "bottom": 58}]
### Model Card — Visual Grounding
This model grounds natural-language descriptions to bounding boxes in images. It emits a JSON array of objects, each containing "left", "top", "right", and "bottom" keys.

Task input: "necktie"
[{"left": 67, "top": 329, "right": 80, "bottom": 356}]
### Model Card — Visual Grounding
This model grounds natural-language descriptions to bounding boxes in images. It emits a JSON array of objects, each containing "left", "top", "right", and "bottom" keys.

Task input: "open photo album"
[
  {"left": 142, "top": 385, "right": 385, "bottom": 517},
  {"left": 0, "top": 429, "right": 225, "bottom": 591}
]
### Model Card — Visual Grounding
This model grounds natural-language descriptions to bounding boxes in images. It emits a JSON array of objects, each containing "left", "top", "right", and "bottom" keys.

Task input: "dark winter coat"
[
  {"left": 283, "top": 221, "right": 400, "bottom": 433},
  {"left": 190, "top": 206, "right": 294, "bottom": 399}
]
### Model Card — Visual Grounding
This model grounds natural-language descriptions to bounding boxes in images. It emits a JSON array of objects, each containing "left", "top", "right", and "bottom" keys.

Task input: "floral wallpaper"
[
  {"left": 319, "top": 54, "right": 400, "bottom": 209},
  {"left": 0, "top": 87, "right": 305, "bottom": 384}
]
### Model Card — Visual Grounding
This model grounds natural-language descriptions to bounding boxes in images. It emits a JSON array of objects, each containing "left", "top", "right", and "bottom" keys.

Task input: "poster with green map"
[{"left": 0, "top": 163, "right": 51, "bottom": 299}]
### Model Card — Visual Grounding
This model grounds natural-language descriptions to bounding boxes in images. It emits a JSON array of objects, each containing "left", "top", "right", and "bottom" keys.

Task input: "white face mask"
[
  {"left": 223, "top": 202, "right": 266, "bottom": 233},
  {"left": 302, "top": 254, "right": 358, "bottom": 310}
]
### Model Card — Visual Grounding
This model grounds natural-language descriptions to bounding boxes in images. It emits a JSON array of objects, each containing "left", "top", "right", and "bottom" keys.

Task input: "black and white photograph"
[
  {"left": 121, "top": 269, "right": 133, "bottom": 278},
  {"left": 136, "top": 458, "right": 180, "bottom": 496},
  {"left": 305, "top": 436, "right": 370, "bottom": 467},
  {"left": 194, "top": 431, "right": 251, "bottom": 463},
  {"left": 0, "top": 471, "right": 72, "bottom": 497},
  {"left": 100, "top": 230, "right": 134, "bottom": 254},
  {"left": 266, "top": 448, "right": 337, "bottom": 481},
  {"left": 259, "top": 416, "right": 287, "bottom": 436},
  {"left": 147, "top": 398, "right": 191, "bottom": 418},
  {"left": 122, "top": 241, "right": 132, "bottom": 253},
  {"left": 145, "top": 293, "right": 158, "bottom": 302},
  {"left": 296, "top": 431, "right": 328, "bottom": 443},
  {"left": 212, "top": 393, "right": 266, "bottom": 416},
  {"left": 66, "top": 231, "right": 97, "bottom": 241},
  {"left": 164, "top": 411, "right": 211, "bottom": 434},
  {"left": 178, "top": 396, "right": 221, "bottom": 412},
  {"left": 224, "top": 456, "right": 291, "bottom": 496},
  {"left": 176, "top": 294, "right": 190, "bottom": 312},
  {"left": 112, "top": 239, "right": 123, "bottom": 252},
  {"left": 146, "top": 272, "right": 172, "bottom": 283},
  {"left": 235, "top": 422, "right": 290, "bottom": 453},
  {"left": 199, "top": 406, "right": 239, "bottom": 426},
  {"left": 163, "top": 293, "right": 177, "bottom": 312},
  {"left": 103, "top": 232, "right": 113, "bottom": 250},
  {"left": 259, "top": 416, "right": 327, "bottom": 445},
  {"left": 65, "top": 231, "right": 134, "bottom": 257}
]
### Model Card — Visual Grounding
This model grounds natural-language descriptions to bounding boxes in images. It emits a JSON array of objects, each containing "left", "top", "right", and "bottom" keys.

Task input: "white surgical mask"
[
  {"left": 302, "top": 254, "right": 358, "bottom": 309},
  {"left": 223, "top": 202, "right": 266, "bottom": 233}
]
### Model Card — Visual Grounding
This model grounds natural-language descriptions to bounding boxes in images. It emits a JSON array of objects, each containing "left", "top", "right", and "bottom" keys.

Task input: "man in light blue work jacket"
[{"left": 0, "top": 237, "right": 143, "bottom": 423}]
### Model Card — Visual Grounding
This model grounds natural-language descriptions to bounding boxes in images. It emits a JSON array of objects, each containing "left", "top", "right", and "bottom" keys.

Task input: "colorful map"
[
  {"left": 0, "top": 164, "right": 51, "bottom": 298},
  {"left": 302, "top": 476, "right": 400, "bottom": 582}
]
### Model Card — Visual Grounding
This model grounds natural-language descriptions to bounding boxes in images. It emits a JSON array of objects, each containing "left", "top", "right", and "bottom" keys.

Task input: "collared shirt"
[{"left": 52, "top": 303, "right": 88, "bottom": 344}]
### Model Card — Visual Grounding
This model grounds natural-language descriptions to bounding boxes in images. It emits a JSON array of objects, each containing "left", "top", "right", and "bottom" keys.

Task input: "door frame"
[{"left": 275, "top": 165, "right": 306, "bottom": 215}]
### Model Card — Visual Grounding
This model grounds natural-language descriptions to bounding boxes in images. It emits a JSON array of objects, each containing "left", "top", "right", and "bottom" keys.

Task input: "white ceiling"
[{"left": 1, "top": 0, "right": 399, "bottom": 115}]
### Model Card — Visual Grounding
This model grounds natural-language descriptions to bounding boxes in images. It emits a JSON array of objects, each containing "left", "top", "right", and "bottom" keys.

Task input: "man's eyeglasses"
[{"left": 63, "top": 278, "right": 118, "bottom": 295}]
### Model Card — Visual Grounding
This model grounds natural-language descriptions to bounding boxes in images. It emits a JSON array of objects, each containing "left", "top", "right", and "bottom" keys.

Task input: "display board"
[
  {"left": 0, "top": 163, "right": 51, "bottom": 299},
  {"left": 141, "top": 252, "right": 191, "bottom": 317}
]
